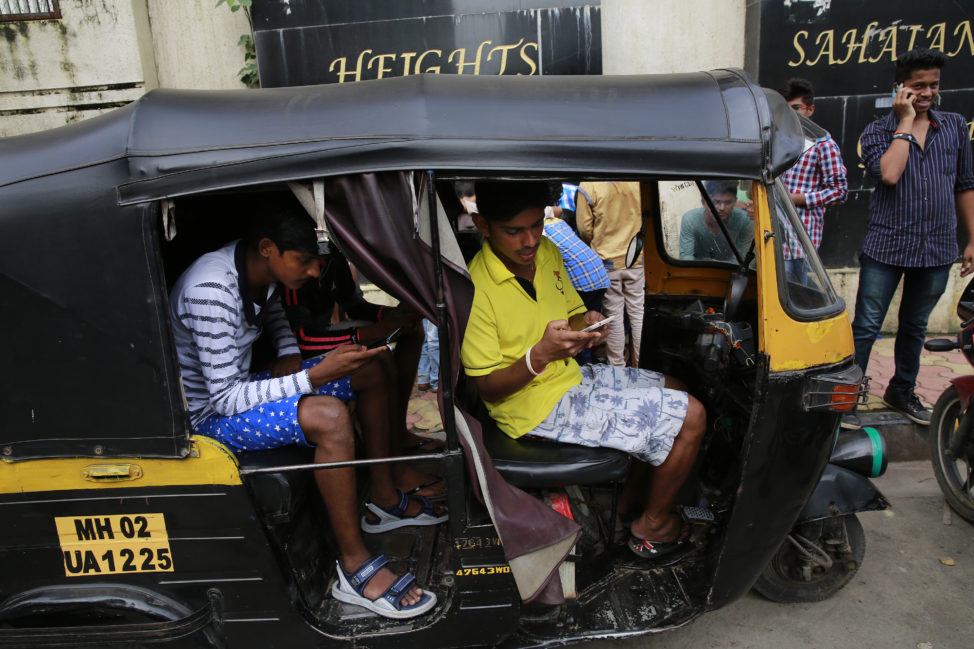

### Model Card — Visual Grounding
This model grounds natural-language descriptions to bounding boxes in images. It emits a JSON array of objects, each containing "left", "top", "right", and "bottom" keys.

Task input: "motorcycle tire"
[
  {"left": 752, "top": 514, "right": 865, "bottom": 603},
  {"left": 929, "top": 385, "right": 974, "bottom": 523}
]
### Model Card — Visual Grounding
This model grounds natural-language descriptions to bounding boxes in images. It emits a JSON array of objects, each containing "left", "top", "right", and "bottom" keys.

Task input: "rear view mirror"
[
  {"left": 626, "top": 232, "right": 644, "bottom": 268},
  {"left": 724, "top": 271, "right": 748, "bottom": 321}
]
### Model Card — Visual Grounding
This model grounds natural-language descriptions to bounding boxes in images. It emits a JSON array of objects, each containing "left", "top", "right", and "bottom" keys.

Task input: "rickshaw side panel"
[
  {"left": 0, "top": 449, "right": 314, "bottom": 647},
  {"left": 707, "top": 362, "right": 839, "bottom": 608},
  {"left": 0, "top": 164, "right": 188, "bottom": 460}
]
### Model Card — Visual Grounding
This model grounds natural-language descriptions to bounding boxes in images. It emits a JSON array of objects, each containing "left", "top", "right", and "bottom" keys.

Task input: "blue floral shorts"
[
  {"left": 528, "top": 364, "right": 689, "bottom": 466},
  {"left": 194, "top": 356, "right": 354, "bottom": 452}
]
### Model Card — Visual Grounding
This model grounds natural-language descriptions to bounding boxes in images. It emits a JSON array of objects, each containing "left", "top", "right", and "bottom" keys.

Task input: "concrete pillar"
[
  {"left": 601, "top": 0, "right": 746, "bottom": 75},
  {"left": 145, "top": 1, "right": 252, "bottom": 90}
]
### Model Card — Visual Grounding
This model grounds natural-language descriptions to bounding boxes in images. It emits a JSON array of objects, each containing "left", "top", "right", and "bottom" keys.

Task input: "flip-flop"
[
  {"left": 627, "top": 519, "right": 691, "bottom": 559},
  {"left": 331, "top": 555, "right": 436, "bottom": 619},
  {"left": 404, "top": 476, "right": 447, "bottom": 501},
  {"left": 361, "top": 489, "right": 448, "bottom": 533},
  {"left": 401, "top": 436, "right": 445, "bottom": 454}
]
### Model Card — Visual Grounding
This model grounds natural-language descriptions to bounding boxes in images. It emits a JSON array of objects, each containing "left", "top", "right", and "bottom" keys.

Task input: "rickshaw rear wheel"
[
  {"left": 929, "top": 386, "right": 974, "bottom": 523},
  {"left": 753, "top": 514, "right": 865, "bottom": 603}
]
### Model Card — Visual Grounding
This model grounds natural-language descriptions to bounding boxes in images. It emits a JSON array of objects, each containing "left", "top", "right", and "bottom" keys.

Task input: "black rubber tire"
[
  {"left": 752, "top": 514, "right": 865, "bottom": 603},
  {"left": 929, "top": 386, "right": 974, "bottom": 523}
]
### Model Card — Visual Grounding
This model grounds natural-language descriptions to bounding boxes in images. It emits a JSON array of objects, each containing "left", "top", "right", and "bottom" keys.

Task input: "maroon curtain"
[{"left": 322, "top": 171, "right": 580, "bottom": 603}]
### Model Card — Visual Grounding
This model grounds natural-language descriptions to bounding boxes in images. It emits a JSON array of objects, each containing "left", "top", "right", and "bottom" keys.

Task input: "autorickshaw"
[{"left": 0, "top": 69, "right": 886, "bottom": 648}]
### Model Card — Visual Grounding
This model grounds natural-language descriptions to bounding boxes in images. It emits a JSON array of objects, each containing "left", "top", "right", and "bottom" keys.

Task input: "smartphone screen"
[
  {"left": 581, "top": 316, "right": 614, "bottom": 332},
  {"left": 366, "top": 327, "right": 402, "bottom": 349}
]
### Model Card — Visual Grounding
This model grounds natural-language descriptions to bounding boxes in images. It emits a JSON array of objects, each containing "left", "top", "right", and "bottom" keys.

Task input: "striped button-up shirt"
[
  {"left": 781, "top": 133, "right": 848, "bottom": 251},
  {"left": 860, "top": 109, "right": 974, "bottom": 267}
]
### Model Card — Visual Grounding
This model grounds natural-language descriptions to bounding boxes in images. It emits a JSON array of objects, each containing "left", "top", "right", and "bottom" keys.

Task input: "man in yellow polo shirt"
[{"left": 461, "top": 180, "right": 707, "bottom": 561}]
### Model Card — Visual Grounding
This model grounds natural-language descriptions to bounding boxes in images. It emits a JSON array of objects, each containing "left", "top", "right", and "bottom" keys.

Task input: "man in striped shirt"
[
  {"left": 850, "top": 49, "right": 974, "bottom": 426},
  {"left": 170, "top": 203, "right": 444, "bottom": 617},
  {"left": 779, "top": 78, "right": 848, "bottom": 282}
]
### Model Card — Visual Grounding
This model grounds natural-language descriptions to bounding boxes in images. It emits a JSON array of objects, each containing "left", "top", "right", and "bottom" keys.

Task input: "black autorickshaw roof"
[{"left": 0, "top": 69, "right": 803, "bottom": 200}]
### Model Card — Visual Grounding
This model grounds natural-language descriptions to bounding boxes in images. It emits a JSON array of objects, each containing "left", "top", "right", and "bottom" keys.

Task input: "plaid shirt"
[
  {"left": 860, "top": 109, "right": 974, "bottom": 267},
  {"left": 543, "top": 216, "right": 610, "bottom": 292},
  {"left": 780, "top": 133, "right": 848, "bottom": 258}
]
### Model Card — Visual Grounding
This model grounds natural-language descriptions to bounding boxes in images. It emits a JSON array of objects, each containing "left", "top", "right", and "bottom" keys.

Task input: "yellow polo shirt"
[{"left": 461, "top": 237, "right": 587, "bottom": 438}]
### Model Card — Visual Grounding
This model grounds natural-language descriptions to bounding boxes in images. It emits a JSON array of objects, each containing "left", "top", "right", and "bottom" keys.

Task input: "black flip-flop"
[
  {"left": 627, "top": 519, "right": 691, "bottom": 559},
  {"left": 404, "top": 476, "right": 446, "bottom": 501},
  {"left": 401, "top": 437, "right": 446, "bottom": 454}
]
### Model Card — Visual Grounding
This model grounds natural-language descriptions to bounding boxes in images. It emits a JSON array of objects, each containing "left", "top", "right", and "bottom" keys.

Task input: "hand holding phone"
[
  {"left": 892, "top": 83, "right": 917, "bottom": 121},
  {"left": 581, "top": 315, "right": 615, "bottom": 332}
]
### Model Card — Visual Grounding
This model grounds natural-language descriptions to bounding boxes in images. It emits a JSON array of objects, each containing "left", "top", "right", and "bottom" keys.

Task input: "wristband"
[
  {"left": 891, "top": 132, "right": 914, "bottom": 143},
  {"left": 525, "top": 345, "right": 546, "bottom": 376}
]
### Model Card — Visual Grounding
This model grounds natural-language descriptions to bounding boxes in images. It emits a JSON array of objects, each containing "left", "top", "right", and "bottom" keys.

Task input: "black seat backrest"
[
  {"left": 455, "top": 372, "right": 629, "bottom": 488},
  {"left": 236, "top": 445, "right": 316, "bottom": 524}
]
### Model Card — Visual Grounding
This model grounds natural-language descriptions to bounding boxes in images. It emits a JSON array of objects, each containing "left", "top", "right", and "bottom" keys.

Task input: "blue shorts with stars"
[{"left": 193, "top": 356, "right": 354, "bottom": 453}]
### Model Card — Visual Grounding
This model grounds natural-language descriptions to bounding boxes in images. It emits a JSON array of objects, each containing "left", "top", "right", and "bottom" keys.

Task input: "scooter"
[
  {"left": 923, "top": 277, "right": 974, "bottom": 523},
  {"left": 752, "top": 425, "right": 889, "bottom": 603}
]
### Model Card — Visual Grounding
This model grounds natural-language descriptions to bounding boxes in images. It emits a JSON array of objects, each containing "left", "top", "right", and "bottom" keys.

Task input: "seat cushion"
[{"left": 482, "top": 422, "right": 630, "bottom": 488}]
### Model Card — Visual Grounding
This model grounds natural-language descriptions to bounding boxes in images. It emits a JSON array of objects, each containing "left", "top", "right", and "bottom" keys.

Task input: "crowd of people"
[{"left": 167, "top": 46, "right": 973, "bottom": 619}]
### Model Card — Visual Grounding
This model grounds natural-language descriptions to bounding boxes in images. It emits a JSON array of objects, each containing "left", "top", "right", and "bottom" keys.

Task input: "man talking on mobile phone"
[{"left": 847, "top": 48, "right": 974, "bottom": 428}]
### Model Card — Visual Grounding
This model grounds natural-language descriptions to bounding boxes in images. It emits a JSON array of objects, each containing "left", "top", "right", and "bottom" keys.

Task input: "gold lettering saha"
[
  {"left": 327, "top": 39, "right": 540, "bottom": 83},
  {"left": 789, "top": 19, "right": 974, "bottom": 68}
]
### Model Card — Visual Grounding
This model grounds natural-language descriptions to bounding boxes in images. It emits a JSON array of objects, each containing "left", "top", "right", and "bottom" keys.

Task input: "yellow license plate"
[{"left": 54, "top": 514, "right": 174, "bottom": 577}]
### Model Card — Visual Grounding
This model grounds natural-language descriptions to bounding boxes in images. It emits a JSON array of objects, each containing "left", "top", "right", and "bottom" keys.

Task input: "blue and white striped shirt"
[
  {"left": 170, "top": 240, "right": 311, "bottom": 427},
  {"left": 860, "top": 109, "right": 974, "bottom": 267}
]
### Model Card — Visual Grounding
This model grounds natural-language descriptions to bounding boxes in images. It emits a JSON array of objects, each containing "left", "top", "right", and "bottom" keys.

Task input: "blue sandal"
[
  {"left": 331, "top": 555, "right": 436, "bottom": 619},
  {"left": 361, "top": 489, "right": 448, "bottom": 533}
]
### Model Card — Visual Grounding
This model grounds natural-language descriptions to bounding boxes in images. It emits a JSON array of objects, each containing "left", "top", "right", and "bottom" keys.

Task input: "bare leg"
[
  {"left": 629, "top": 395, "right": 707, "bottom": 542},
  {"left": 298, "top": 395, "right": 422, "bottom": 606},
  {"left": 394, "top": 325, "right": 446, "bottom": 453},
  {"left": 349, "top": 356, "right": 446, "bottom": 509},
  {"left": 392, "top": 324, "right": 423, "bottom": 426},
  {"left": 617, "top": 374, "right": 690, "bottom": 517}
]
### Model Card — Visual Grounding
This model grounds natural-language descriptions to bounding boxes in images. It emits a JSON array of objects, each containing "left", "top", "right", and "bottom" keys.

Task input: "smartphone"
[
  {"left": 892, "top": 83, "right": 915, "bottom": 102},
  {"left": 581, "top": 315, "right": 615, "bottom": 332},
  {"left": 366, "top": 327, "right": 402, "bottom": 349}
]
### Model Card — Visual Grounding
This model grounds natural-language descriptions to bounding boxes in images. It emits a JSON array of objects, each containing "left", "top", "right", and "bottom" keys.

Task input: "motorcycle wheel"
[
  {"left": 929, "top": 385, "right": 974, "bottom": 523},
  {"left": 752, "top": 514, "right": 865, "bottom": 603}
]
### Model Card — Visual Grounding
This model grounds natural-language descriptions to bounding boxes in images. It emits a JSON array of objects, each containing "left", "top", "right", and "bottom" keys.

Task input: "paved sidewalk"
[
  {"left": 862, "top": 335, "right": 966, "bottom": 413},
  {"left": 857, "top": 335, "right": 967, "bottom": 460},
  {"left": 405, "top": 384, "right": 444, "bottom": 440}
]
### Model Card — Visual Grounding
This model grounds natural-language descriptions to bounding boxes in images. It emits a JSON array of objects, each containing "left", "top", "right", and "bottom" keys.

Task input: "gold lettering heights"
[
  {"left": 328, "top": 39, "right": 539, "bottom": 83},
  {"left": 788, "top": 20, "right": 974, "bottom": 67}
]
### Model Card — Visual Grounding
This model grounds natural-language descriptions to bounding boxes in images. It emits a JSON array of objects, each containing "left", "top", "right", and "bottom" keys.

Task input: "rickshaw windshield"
[
  {"left": 770, "top": 178, "right": 842, "bottom": 318},
  {"left": 658, "top": 178, "right": 757, "bottom": 268}
]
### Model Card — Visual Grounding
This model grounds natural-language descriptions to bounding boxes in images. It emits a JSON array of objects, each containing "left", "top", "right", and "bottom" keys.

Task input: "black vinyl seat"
[
  {"left": 483, "top": 420, "right": 630, "bottom": 488},
  {"left": 236, "top": 446, "right": 316, "bottom": 524},
  {"left": 457, "top": 373, "right": 630, "bottom": 489}
]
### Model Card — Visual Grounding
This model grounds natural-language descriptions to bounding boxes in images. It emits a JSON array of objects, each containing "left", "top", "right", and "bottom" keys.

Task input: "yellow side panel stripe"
[{"left": 0, "top": 436, "right": 241, "bottom": 495}]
